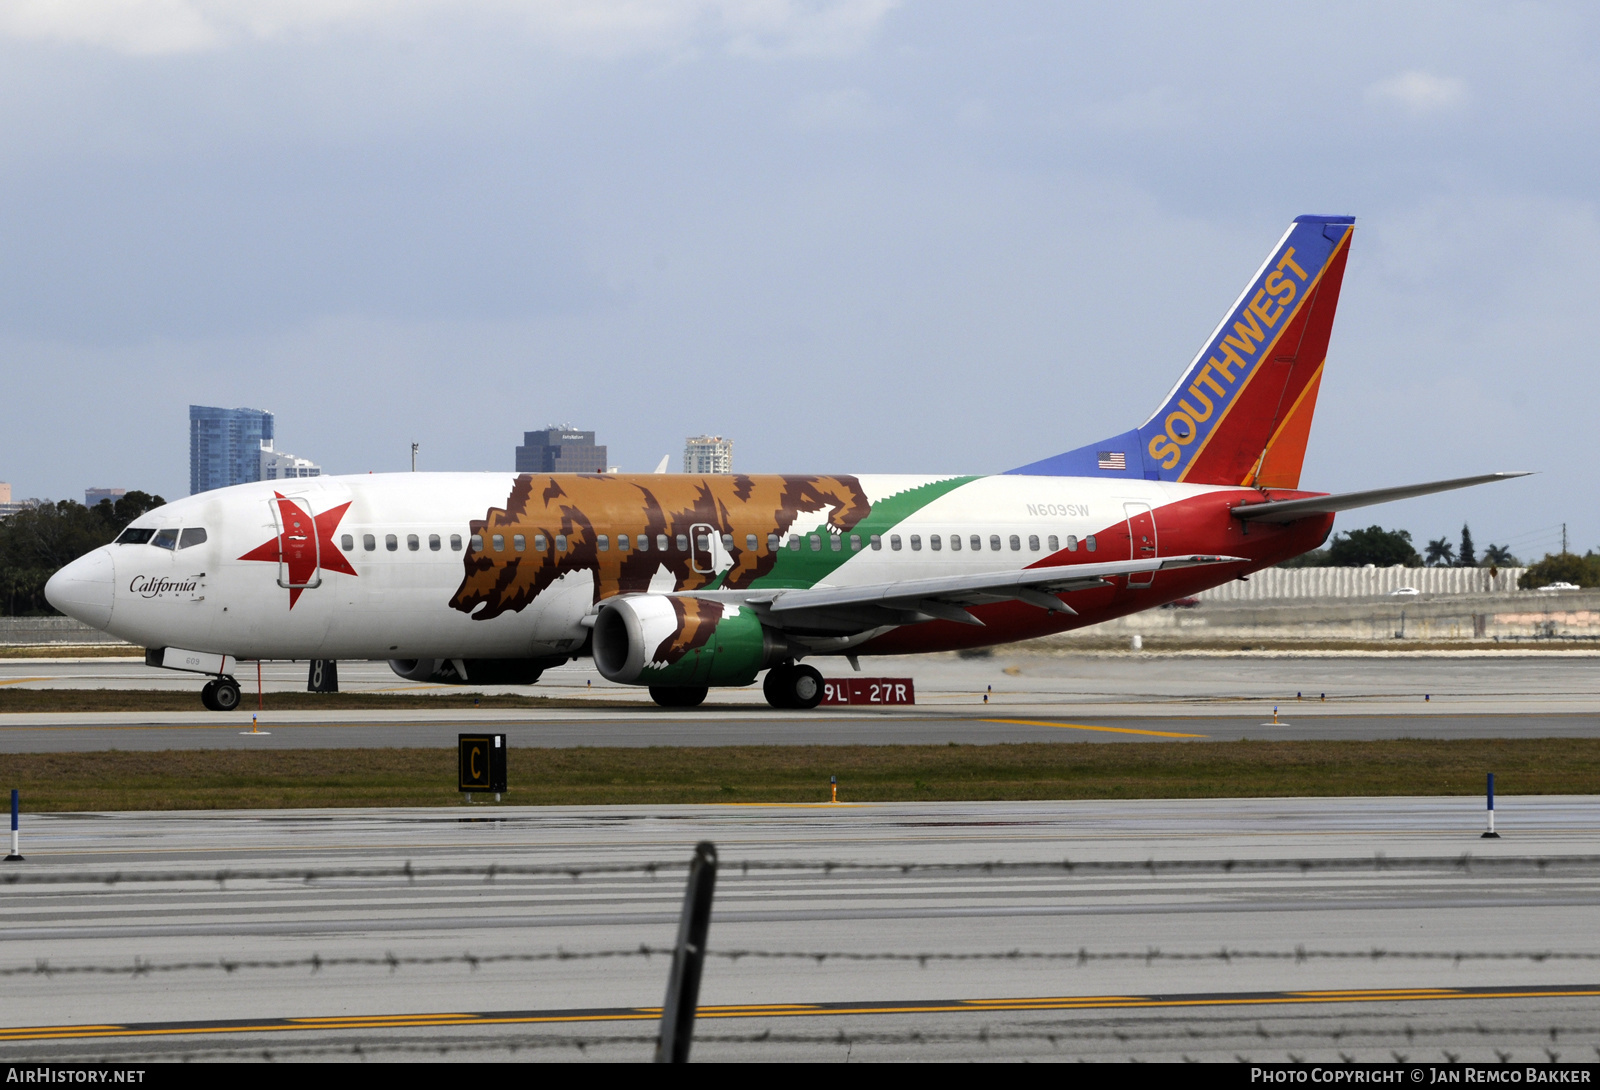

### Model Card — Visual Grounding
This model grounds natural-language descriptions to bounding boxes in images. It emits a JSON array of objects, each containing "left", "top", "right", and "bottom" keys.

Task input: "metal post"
[
  {"left": 655, "top": 841, "right": 718, "bottom": 1063},
  {"left": 1482, "top": 772, "right": 1500, "bottom": 838},
  {"left": 6, "top": 789, "right": 21, "bottom": 861}
]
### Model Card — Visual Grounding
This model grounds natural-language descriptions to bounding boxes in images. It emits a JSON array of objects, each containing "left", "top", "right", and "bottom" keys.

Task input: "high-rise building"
[
  {"left": 190, "top": 406, "right": 274, "bottom": 494},
  {"left": 85, "top": 488, "right": 126, "bottom": 508},
  {"left": 0, "top": 483, "right": 34, "bottom": 519},
  {"left": 515, "top": 427, "right": 607, "bottom": 474},
  {"left": 259, "top": 441, "right": 321, "bottom": 482},
  {"left": 684, "top": 435, "right": 733, "bottom": 475}
]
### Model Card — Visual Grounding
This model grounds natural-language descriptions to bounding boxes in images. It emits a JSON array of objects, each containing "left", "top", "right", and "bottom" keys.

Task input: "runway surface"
[
  {"left": 3, "top": 653, "right": 1598, "bottom": 749},
  {"left": 4, "top": 797, "right": 1600, "bottom": 1062}
]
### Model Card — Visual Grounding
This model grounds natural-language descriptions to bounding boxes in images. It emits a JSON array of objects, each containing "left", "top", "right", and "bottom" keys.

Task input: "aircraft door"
[
  {"left": 689, "top": 523, "right": 718, "bottom": 575},
  {"left": 267, "top": 495, "right": 323, "bottom": 590},
  {"left": 1123, "top": 502, "right": 1157, "bottom": 588}
]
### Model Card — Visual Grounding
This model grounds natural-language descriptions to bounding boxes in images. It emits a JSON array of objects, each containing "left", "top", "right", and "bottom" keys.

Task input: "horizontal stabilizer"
[{"left": 1231, "top": 472, "right": 1531, "bottom": 524}]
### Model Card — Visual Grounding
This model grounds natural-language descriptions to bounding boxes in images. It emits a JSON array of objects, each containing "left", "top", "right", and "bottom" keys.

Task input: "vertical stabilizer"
[{"left": 1010, "top": 215, "right": 1354, "bottom": 487}]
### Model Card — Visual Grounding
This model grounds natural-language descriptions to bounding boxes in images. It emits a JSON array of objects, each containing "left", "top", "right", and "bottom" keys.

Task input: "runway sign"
[
  {"left": 458, "top": 734, "right": 507, "bottom": 793},
  {"left": 821, "top": 678, "right": 915, "bottom": 706},
  {"left": 307, "top": 659, "right": 339, "bottom": 692}
]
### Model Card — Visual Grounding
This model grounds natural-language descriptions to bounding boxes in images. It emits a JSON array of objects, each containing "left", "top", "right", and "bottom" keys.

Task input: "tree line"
[
  {"left": 0, "top": 493, "right": 164, "bottom": 615},
  {"left": 1282, "top": 523, "right": 1600, "bottom": 588}
]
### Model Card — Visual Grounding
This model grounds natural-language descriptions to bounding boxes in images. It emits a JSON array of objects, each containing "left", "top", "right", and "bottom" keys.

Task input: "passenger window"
[
  {"left": 767, "top": 534, "right": 779, "bottom": 551},
  {"left": 890, "top": 535, "right": 902, "bottom": 551},
  {"left": 465, "top": 534, "right": 478, "bottom": 552},
  {"left": 990, "top": 535, "right": 1002, "bottom": 551},
  {"left": 970, "top": 534, "right": 982, "bottom": 551},
  {"left": 616, "top": 534, "right": 629, "bottom": 553},
  {"left": 1009, "top": 535, "right": 1021, "bottom": 551},
  {"left": 178, "top": 527, "right": 208, "bottom": 549},
  {"left": 451, "top": 534, "right": 463, "bottom": 551},
  {"left": 341, "top": 534, "right": 354, "bottom": 551},
  {"left": 930, "top": 534, "right": 941, "bottom": 551},
  {"left": 492, "top": 534, "right": 505, "bottom": 552},
  {"left": 385, "top": 534, "right": 398, "bottom": 552},
  {"left": 556, "top": 534, "right": 568, "bottom": 552},
  {"left": 871, "top": 534, "right": 882, "bottom": 551},
  {"left": 809, "top": 534, "right": 821, "bottom": 552},
  {"left": 638, "top": 534, "right": 650, "bottom": 551},
  {"left": 950, "top": 534, "right": 961, "bottom": 551},
  {"left": 658, "top": 534, "right": 670, "bottom": 551},
  {"left": 407, "top": 534, "right": 420, "bottom": 552},
  {"left": 850, "top": 534, "right": 861, "bottom": 551},
  {"left": 723, "top": 533, "right": 735, "bottom": 550},
  {"left": 1028, "top": 534, "right": 1040, "bottom": 551},
  {"left": 697, "top": 534, "right": 709, "bottom": 551},
  {"left": 152, "top": 529, "right": 179, "bottom": 550},
  {"left": 788, "top": 535, "right": 801, "bottom": 551},
  {"left": 365, "top": 534, "right": 377, "bottom": 551},
  {"left": 598, "top": 534, "right": 609, "bottom": 552},
  {"left": 1047, "top": 535, "right": 1059, "bottom": 552},
  {"left": 522, "top": 535, "right": 534, "bottom": 552},
  {"left": 429, "top": 534, "right": 441, "bottom": 551},
  {"left": 746, "top": 534, "right": 758, "bottom": 551},
  {"left": 1066, "top": 535, "right": 1078, "bottom": 552},
  {"left": 1086, "top": 535, "right": 1097, "bottom": 552},
  {"left": 830, "top": 535, "right": 842, "bottom": 552},
  {"left": 910, "top": 534, "right": 922, "bottom": 551},
  {"left": 675, "top": 534, "right": 688, "bottom": 552}
]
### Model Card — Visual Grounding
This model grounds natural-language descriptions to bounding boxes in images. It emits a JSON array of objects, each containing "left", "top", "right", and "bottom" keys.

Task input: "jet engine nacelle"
[
  {"left": 387, "top": 657, "right": 562, "bottom": 685},
  {"left": 592, "top": 595, "right": 783, "bottom": 687}
]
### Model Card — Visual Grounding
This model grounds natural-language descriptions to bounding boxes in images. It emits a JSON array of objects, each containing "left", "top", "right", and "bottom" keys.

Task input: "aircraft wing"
[
  {"left": 1230, "top": 472, "right": 1531, "bottom": 525},
  {"left": 729, "top": 554, "right": 1245, "bottom": 628}
]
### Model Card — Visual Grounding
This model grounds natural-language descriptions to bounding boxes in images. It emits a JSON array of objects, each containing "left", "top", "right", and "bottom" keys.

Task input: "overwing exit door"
[{"left": 1124, "top": 502, "right": 1157, "bottom": 588}]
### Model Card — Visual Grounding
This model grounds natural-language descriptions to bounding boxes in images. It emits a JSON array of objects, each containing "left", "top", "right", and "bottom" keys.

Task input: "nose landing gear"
[{"left": 200, "top": 676, "right": 243, "bottom": 711}]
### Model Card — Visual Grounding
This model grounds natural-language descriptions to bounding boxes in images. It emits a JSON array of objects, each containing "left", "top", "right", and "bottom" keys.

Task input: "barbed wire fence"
[{"left": 7, "top": 845, "right": 1600, "bottom": 1062}]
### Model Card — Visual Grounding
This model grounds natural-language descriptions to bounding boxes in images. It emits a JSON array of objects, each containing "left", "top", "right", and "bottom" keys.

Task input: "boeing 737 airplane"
[{"left": 45, "top": 215, "right": 1524, "bottom": 711}]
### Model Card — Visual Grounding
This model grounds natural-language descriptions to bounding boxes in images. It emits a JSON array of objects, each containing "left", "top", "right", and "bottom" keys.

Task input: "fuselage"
[{"left": 57, "top": 470, "right": 1331, "bottom": 663}]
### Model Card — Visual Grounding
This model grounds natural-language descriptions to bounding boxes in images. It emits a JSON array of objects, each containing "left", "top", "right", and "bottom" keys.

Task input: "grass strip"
[
  {"left": 3, "top": 739, "right": 1597, "bottom": 811},
  {"left": 0, "top": 689, "right": 619, "bottom": 712}
]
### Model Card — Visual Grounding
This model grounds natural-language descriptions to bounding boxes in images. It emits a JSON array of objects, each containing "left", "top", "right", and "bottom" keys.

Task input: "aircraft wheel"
[
  {"left": 762, "top": 666, "right": 795, "bottom": 709},
  {"left": 788, "top": 664, "right": 824, "bottom": 710},
  {"left": 649, "top": 685, "right": 708, "bottom": 709},
  {"left": 200, "top": 682, "right": 219, "bottom": 711},
  {"left": 212, "top": 676, "right": 243, "bottom": 712}
]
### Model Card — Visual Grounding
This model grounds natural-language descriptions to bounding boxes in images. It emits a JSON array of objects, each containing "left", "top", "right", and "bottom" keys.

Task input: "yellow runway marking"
[
  {"left": 0, "top": 678, "right": 48, "bottom": 687},
  {"left": 9, "top": 986, "right": 1600, "bottom": 1043},
  {"left": 983, "top": 717, "right": 1208, "bottom": 739}
]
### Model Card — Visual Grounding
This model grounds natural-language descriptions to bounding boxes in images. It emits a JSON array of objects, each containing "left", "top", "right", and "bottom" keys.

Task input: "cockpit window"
[
  {"left": 115, "top": 527, "right": 155, "bottom": 545},
  {"left": 152, "top": 529, "right": 179, "bottom": 550},
  {"left": 178, "top": 528, "right": 208, "bottom": 549}
]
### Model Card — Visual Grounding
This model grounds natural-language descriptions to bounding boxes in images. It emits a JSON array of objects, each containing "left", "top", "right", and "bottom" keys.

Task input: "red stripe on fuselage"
[{"left": 856, "top": 491, "right": 1332, "bottom": 655}]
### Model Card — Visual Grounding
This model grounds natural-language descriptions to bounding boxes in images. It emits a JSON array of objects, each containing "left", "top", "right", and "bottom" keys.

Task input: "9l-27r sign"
[{"left": 821, "top": 678, "right": 915, "bottom": 705}]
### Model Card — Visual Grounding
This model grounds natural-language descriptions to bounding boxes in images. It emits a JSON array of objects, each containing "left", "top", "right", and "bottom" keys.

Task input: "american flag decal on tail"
[{"left": 1097, "top": 451, "right": 1126, "bottom": 471}]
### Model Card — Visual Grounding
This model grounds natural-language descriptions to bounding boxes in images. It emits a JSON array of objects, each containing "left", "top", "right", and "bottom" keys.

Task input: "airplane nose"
[{"left": 44, "top": 547, "right": 116, "bottom": 630}]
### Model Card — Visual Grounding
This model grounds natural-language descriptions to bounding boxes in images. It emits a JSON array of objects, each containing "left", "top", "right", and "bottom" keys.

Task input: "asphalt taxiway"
[
  {"left": 2, "top": 652, "right": 1597, "bottom": 749},
  {"left": 3, "top": 797, "right": 1599, "bottom": 1062}
]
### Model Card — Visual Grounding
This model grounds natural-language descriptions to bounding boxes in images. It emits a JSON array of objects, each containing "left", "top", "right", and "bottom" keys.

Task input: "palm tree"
[
  {"left": 1425, "top": 537, "right": 1456, "bottom": 567},
  {"left": 1483, "top": 544, "right": 1519, "bottom": 567}
]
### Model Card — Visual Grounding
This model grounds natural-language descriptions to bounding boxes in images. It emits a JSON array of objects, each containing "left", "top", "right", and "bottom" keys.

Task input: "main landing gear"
[
  {"left": 763, "top": 663, "right": 823, "bottom": 710},
  {"left": 200, "top": 676, "right": 243, "bottom": 712}
]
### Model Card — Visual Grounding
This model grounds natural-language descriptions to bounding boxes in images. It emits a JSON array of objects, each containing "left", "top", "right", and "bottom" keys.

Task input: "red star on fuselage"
[{"left": 239, "top": 494, "right": 358, "bottom": 608}]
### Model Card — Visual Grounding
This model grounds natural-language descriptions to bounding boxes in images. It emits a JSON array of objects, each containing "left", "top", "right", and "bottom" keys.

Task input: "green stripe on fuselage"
[{"left": 733, "top": 475, "right": 981, "bottom": 590}]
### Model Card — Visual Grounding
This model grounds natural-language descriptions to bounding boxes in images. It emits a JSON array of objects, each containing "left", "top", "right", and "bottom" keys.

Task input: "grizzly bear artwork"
[{"left": 449, "top": 473, "right": 873, "bottom": 621}]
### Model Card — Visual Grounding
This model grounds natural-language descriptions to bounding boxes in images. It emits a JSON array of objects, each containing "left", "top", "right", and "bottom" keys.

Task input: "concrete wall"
[
  {"left": 1045, "top": 589, "right": 1600, "bottom": 644},
  {"left": 0, "top": 617, "right": 131, "bottom": 646},
  {"left": 1198, "top": 566, "right": 1527, "bottom": 601}
]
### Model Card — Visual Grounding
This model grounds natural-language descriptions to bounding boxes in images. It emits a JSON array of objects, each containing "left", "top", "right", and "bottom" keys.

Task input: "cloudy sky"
[{"left": 1, "top": 1, "right": 1595, "bottom": 559}]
